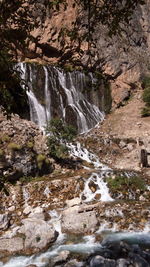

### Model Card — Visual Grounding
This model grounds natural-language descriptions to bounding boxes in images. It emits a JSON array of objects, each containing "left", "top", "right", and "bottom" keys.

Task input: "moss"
[
  {"left": 37, "top": 154, "right": 46, "bottom": 169},
  {"left": 37, "top": 154, "right": 46, "bottom": 162},
  {"left": 8, "top": 142, "right": 22, "bottom": 151},
  {"left": 1, "top": 135, "right": 10, "bottom": 143},
  {"left": 64, "top": 64, "right": 74, "bottom": 72},
  {"left": 26, "top": 141, "right": 34, "bottom": 149}
]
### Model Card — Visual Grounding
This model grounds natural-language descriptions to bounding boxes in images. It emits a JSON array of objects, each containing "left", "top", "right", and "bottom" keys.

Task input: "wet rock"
[
  {"left": 0, "top": 214, "right": 10, "bottom": 230},
  {"left": 89, "top": 255, "right": 116, "bottom": 267},
  {"left": 26, "top": 265, "right": 37, "bottom": 267},
  {"left": 61, "top": 206, "right": 98, "bottom": 234},
  {"left": 89, "top": 180, "right": 97, "bottom": 193},
  {"left": 64, "top": 259, "right": 84, "bottom": 267},
  {"left": 95, "top": 193, "right": 101, "bottom": 200},
  {"left": 129, "top": 252, "right": 149, "bottom": 267},
  {"left": 19, "top": 218, "right": 58, "bottom": 254},
  {"left": 49, "top": 250, "right": 70, "bottom": 266},
  {"left": 116, "top": 258, "right": 130, "bottom": 267}
]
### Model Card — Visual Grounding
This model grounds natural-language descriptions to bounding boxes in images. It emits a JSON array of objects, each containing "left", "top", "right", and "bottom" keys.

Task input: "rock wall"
[{"left": 22, "top": 0, "right": 150, "bottom": 109}]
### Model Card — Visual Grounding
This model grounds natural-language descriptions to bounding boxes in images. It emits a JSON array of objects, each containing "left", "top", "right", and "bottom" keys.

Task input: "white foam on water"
[
  {"left": 96, "top": 221, "right": 118, "bottom": 234},
  {"left": 68, "top": 142, "right": 107, "bottom": 169},
  {"left": 22, "top": 187, "right": 30, "bottom": 204},
  {"left": 81, "top": 172, "right": 113, "bottom": 202},
  {"left": 0, "top": 235, "right": 101, "bottom": 267},
  {"left": 43, "top": 186, "right": 51, "bottom": 198},
  {"left": 48, "top": 210, "right": 66, "bottom": 244}
]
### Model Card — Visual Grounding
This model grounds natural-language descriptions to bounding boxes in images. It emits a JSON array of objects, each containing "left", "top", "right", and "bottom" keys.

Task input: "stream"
[{"left": 1, "top": 141, "right": 150, "bottom": 267}]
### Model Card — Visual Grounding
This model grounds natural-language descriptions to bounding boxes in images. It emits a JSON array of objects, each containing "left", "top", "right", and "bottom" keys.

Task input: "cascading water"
[{"left": 18, "top": 62, "right": 104, "bottom": 133}]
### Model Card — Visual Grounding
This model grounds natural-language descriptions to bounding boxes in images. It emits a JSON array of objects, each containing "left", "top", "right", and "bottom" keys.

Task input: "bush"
[
  {"left": 142, "top": 76, "right": 150, "bottom": 89},
  {"left": 143, "top": 86, "right": 150, "bottom": 105},
  {"left": 141, "top": 106, "right": 150, "bottom": 117},
  {"left": 26, "top": 141, "right": 34, "bottom": 149},
  {"left": 107, "top": 175, "right": 146, "bottom": 192},
  {"left": 141, "top": 76, "right": 150, "bottom": 117},
  {"left": 37, "top": 154, "right": 46, "bottom": 169},
  {"left": 46, "top": 118, "right": 77, "bottom": 160}
]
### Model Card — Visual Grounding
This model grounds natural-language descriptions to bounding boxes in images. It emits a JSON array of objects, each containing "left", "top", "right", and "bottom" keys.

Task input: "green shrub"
[
  {"left": 141, "top": 106, "right": 150, "bottom": 117},
  {"left": 142, "top": 76, "right": 150, "bottom": 89},
  {"left": 143, "top": 86, "right": 150, "bottom": 105},
  {"left": 64, "top": 64, "right": 74, "bottom": 72},
  {"left": 26, "top": 141, "right": 34, "bottom": 149},
  {"left": 141, "top": 76, "right": 150, "bottom": 117},
  {"left": 37, "top": 154, "right": 46, "bottom": 169},
  {"left": 107, "top": 175, "right": 146, "bottom": 192},
  {"left": 1, "top": 135, "right": 10, "bottom": 143},
  {"left": 46, "top": 118, "right": 77, "bottom": 160},
  {"left": 8, "top": 142, "right": 22, "bottom": 151}
]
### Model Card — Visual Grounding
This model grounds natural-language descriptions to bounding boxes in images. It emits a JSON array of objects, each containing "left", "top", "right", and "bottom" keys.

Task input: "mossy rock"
[
  {"left": 1, "top": 135, "right": 10, "bottom": 143},
  {"left": 26, "top": 141, "right": 34, "bottom": 149},
  {"left": 8, "top": 143, "right": 22, "bottom": 151},
  {"left": 36, "top": 154, "right": 53, "bottom": 176}
]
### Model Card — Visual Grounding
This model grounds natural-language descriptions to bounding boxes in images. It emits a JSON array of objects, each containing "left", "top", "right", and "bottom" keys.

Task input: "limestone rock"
[
  {"left": 61, "top": 206, "right": 98, "bottom": 234},
  {"left": 65, "top": 197, "right": 81, "bottom": 207},
  {"left": 0, "top": 237, "right": 23, "bottom": 254},
  {"left": 19, "top": 218, "right": 58, "bottom": 253}
]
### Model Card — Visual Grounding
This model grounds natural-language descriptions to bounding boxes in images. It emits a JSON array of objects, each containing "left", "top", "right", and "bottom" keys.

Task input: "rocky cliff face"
[{"left": 22, "top": 0, "right": 150, "bottom": 109}]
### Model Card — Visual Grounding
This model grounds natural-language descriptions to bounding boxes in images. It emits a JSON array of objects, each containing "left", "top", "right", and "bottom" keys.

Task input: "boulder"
[
  {"left": 61, "top": 206, "right": 98, "bottom": 234},
  {"left": 19, "top": 218, "right": 58, "bottom": 253},
  {"left": 89, "top": 255, "right": 116, "bottom": 267}
]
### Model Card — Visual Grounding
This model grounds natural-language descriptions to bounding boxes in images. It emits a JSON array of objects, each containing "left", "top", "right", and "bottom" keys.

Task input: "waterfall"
[{"left": 19, "top": 63, "right": 104, "bottom": 133}]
